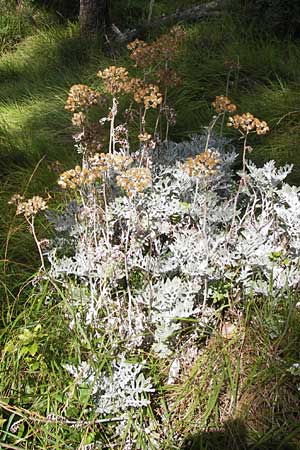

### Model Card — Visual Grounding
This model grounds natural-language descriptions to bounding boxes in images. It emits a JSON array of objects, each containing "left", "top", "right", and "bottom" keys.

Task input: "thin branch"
[
  {"left": 0, "top": 443, "right": 26, "bottom": 450},
  {"left": 148, "top": 0, "right": 155, "bottom": 24},
  {"left": 112, "top": 0, "right": 227, "bottom": 43},
  {"left": 0, "top": 400, "right": 130, "bottom": 429}
]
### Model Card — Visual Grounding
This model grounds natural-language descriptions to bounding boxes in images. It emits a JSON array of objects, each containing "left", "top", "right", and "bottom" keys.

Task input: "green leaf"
[
  {"left": 0, "top": 417, "right": 7, "bottom": 428},
  {"left": 54, "top": 392, "right": 64, "bottom": 403},
  {"left": 29, "top": 361, "right": 40, "bottom": 371},
  {"left": 19, "top": 346, "right": 30, "bottom": 356},
  {"left": 28, "top": 342, "right": 39, "bottom": 356},
  {"left": 19, "top": 328, "right": 33, "bottom": 344},
  {"left": 79, "top": 386, "right": 91, "bottom": 403},
  {"left": 84, "top": 432, "right": 96, "bottom": 445}
]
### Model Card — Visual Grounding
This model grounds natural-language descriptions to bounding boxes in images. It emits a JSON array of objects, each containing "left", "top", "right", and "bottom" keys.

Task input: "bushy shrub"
[{"left": 9, "top": 27, "right": 300, "bottom": 449}]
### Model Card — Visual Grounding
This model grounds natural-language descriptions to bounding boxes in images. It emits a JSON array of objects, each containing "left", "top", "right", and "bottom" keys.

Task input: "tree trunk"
[{"left": 79, "top": 0, "right": 110, "bottom": 34}]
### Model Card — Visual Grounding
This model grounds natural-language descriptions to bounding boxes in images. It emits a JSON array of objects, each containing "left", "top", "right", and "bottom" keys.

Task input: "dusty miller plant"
[{"left": 9, "top": 38, "right": 300, "bottom": 449}]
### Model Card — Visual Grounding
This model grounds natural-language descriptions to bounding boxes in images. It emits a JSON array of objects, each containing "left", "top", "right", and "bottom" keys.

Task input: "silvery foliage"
[
  {"left": 64, "top": 358, "right": 154, "bottom": 415},
  {"left": 48, "top": 133, "right": 300, "bottom": 422},
  {"left": 230, "top": 160, "right": 300, "bottom": 295},
  {"left": 137, "top": 277, "right": 201, "bottom": 357}
]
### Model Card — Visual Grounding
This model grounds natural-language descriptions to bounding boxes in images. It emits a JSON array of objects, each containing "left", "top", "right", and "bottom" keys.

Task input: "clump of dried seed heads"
[
  {"left": 133, "top": 83, "right": 163, "bottom": 109},
  {"left": 65, "top": 84, "right": 100, "bottom": 113},
  {"left": 58, "top": 153, "right": 135, "bottom": 190},
  {"left": 212, "top": 95, "right": 237, "bottom": 114},
  {"left": 138, "top": 133, "right": 152, "bottom": 142},
  {"left": 116, "top": 168, "right": 152, "bottom": 197},
  {"left": 9, "top": 195, "right": 48, "bottom": 217},
  {"left": 127, "top": 26, "right": 186, "bottom": 69},
  {"left": 58, "top": 166, "right": 102, "bottom": 189},
  {"left": 89, "top": 153, "right": 133, "bottom": 173},
  {"left": 72, "top": 112, "right": 86, "bottom": 127},
  {"left": 157, "top": 68, "right": 182, "bottom": 88},
  {"left": 227, "top": 113, "right": 270, "bottom": 135},
  {"left": 181, "top": 150, "right": 220, "bottom": 178},
  {"left": 97, "top": 66, "right": 129, "bottom": 96}
]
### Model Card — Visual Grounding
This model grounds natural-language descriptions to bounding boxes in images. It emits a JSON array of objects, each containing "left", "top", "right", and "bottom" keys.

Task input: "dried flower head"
[
  {"left": 227, "top": 113, "right": 270, "bottom": 135},
  {"left": 15, "top": 196, "right": 47, "bottom": 217},
  {"left": 138, "top": 133, "right": 156, "bottom": 151},
  {"left": 88, "top": 153, "right": 133, "bottom": 174},
  {"left": 65, "top": 84, "right": 100, "bottom": 113},
  {"left": 108, "top": 154, "right": 134, "bottom": 172},
  {"left": 47, "top": 160, "right": 64, "bottom": 173},
  {"left": 181, "top": 149, "right": 220, "bottom": 178},
  {"left": 58, "top": 165, "right": 102, "bottom": 190},
  {"left": 127, "top": 26, "right": 186, "bottom": 69},
  {"left": 8, "top": 193, "right": 24, "bottom": 205},
  {"left": 114, "top": 124, "right": 129, "bottom": 152},
  {"left": 133, "top": 83, "right": 163, "bottom": 109},
  {"left": 224, "top": 59, "right": 241, "bottom": 70},
  {"left": 162, "top": 105, "right": 177, "bottom": 125},
  {"left": 97, "top": 66, "right": 129, "bottom": 96},
  {"left": 116, "top": 167, "right": 152, "bottom": 197},
  {"left": 125, "top": 77, "right": 145, "bottom": 94},
  {"left": 157, "top": 68, "right": 182, "bottom": 88},
  {"left": 72, "top": 112, "right": 86, "bottom": 127},
  {"left": 212, "top": 95, "right": 237, "bottom": 114},
  {"left": 81, "top": 122, "right": 105, "bottom": 153},
  {"left": 138, "top": 133, "right": 152, "bottom": 142},
  {"left": 127, "top": 38, "right": 148, "bottom": 52}
]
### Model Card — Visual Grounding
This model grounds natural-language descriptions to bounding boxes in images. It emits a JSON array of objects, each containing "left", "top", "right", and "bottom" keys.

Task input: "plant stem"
[{"left": 28, "top": 216, "right": 45, "bottom": 271}]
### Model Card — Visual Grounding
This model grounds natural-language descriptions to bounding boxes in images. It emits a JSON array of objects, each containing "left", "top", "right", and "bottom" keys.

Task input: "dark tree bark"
[{"left": 79, "top": 0, "right": 110, "bottom": 34}]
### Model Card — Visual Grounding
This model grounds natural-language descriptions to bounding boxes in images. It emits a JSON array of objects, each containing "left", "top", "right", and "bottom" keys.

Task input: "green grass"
[
  {"left": 1, "top": 281, "right": 299, "bottom": 448},
  {"left": 174, "top": 17, "right": 300, "bottom": 184},
  {"left": 0, "top": 0, "right": 61, "bottom": 55},
  {"left": 0, "top": 24, "right": 114, "bottom": 280}
]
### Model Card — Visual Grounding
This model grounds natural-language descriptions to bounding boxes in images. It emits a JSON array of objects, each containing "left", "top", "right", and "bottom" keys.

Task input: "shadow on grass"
[
  {"left": 180, "top": 419, "right": 298, "bottom": 450},
  {"left": 0, "top": 25, "right": 105, "bottom": 105}
]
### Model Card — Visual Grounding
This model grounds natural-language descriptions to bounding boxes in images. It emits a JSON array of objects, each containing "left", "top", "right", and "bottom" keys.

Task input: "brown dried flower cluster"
[
  {"left": 58, "top": 153, "right": 135, "bottom": 190},
  {"left": 127, "top": 26, "right": 186, "bottom": 69},
  {"left": 47, "top": 160, "right": 63, "bottom": 173},
  {"left": 9, "top": 194, "right": 47, "bottom": 218},
  {"left": 138, "top": 132, "right": 152, "bottom": 142},
  {"left": 116, "top": 167, "right": 152, "bottom": 197},
  {"left": 96, "top": 68, "right": 163, "bottom": 109},
  {"left": 137, "top": 132, "right": 156, "bottom": 151},
  {"left": 124, "top": 77, "right": 163, "bottom": 109},
  {"left": 89, "top": 153, "right": 133, "bottom": 173},
  {"left": 113, "top": 124, "right": 130, "bottom": 152},
  {"left": 126, "top": 77, "right": 145, "bottom": 94},
  {"left": 224, "top": 59, "right": 241, "bottom": 70},
  {"left": 58, "top": 165, "right": 102, "bottom": 189},
  {"left": 72, "top": 112, "right": 86, "bottom": 127},
  {"left": 227, "top": 113, "right": 270, "bottom": 135},
  {"left": 97, "top": 66, "right": 129, "bottom": 96},
  {"left": 212, "top": 95, "right": 237, "bottom": 114},
  {"left": 65, "top": 84, "right": 100, "bottom": 113},
  {"left": 81, "top": 122, "right": 105, "bottom": 153},
  {"left": 127, "top": 39, "right": 149, "bottom": 68},
  {"left": 133, "top": 83, "right": 163, "bottom": 109},
  {"left": 181, "top": 150, "right": 220, "bottom": 178},
  {"left": 157, "top": 68, "right": 182, "bottom": 88}
]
